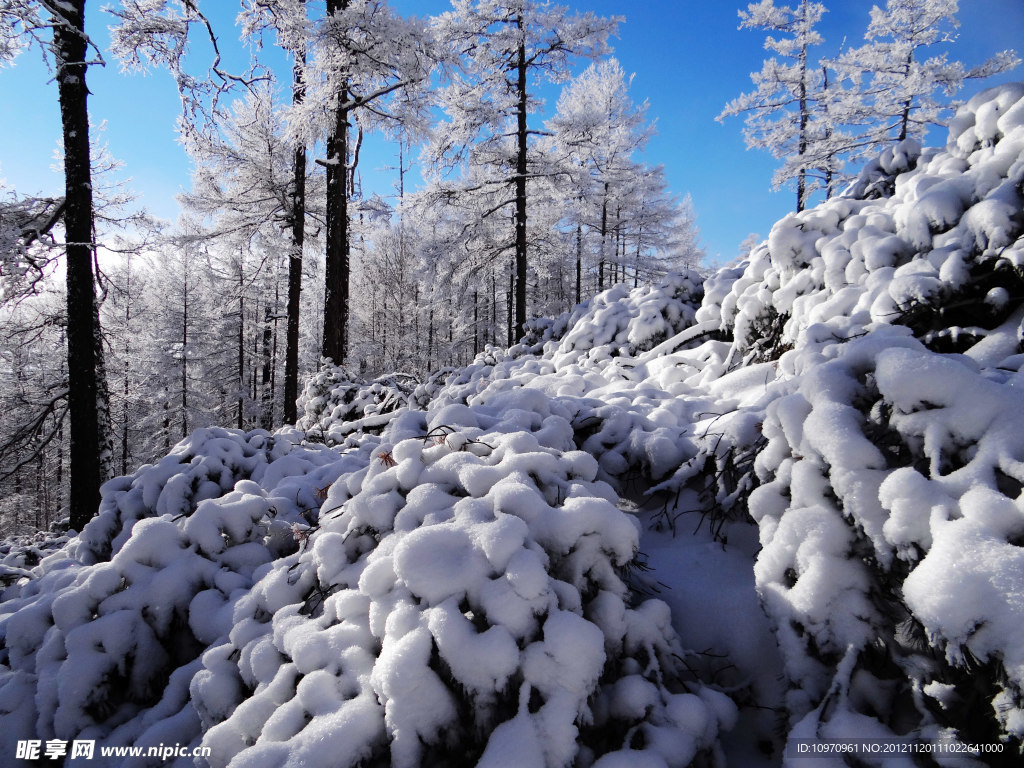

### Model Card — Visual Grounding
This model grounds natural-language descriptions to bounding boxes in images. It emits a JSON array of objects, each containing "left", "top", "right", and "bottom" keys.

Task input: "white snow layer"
[{"left": 3, "top": 83, "right": 1024, "bottom": 766}]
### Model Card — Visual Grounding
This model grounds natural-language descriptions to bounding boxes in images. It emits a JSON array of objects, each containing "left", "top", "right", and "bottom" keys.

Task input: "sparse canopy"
[
  {"left": 431, "top": 0, "right": 620, "bottom": 340},
  {"left": 831, "top": 0, "right": 1020, "bottom": 150},
  {"left": 718, "top": 0, "right": 829, "bottom": 211}
]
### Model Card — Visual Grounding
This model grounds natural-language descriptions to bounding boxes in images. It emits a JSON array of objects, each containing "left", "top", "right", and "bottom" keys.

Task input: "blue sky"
[{"left": 1, "top": 0, "right": 1022, "bottom": 263}]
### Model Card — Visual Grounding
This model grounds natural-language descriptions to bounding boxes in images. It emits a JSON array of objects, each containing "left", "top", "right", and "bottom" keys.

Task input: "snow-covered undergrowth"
[{"left": 3, "top": 83, "right": 1024, "bottom": 766}]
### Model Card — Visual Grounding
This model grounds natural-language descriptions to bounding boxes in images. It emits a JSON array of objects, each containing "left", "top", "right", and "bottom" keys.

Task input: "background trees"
[
  {"left": 720, "top": 0, "right": 1019, "bottom": 210},
  {"left": 831, "top": 0, "right": 1020, "bottom": 157},
  {"left": 431, "top": 0, "right": 619, "bottom": 339},
  {"left": 718, "top": 0, "right": 829, "bottom": 212},
  {"left": 0, "top": 0, "right": 716, "bottom": 530}
]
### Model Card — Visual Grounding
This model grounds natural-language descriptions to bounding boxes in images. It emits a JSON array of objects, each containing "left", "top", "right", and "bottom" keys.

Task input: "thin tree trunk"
[
  {"left": 599, "top": 184, "right": 609, "bottom": 290},
  {"left": 121, "top": 269, "right": 132, "bottom": 476},
  {"left": 55, "top": 0, "right": 102, "bottom": 531},
  {"left": 284, "top": 45, "right": 306, "bottom": 424},
  {"left": 473, "top": 290, "right": 479, "bottom": 356},
  {"left": 576, "top": 222, "right": 582, "bottom": 305},
  {"left": 507, "top": 260, "right": 514, "bottom": 347},
  {"left": 260, "top": 303, "right": 273, "bottom": 430},
  {"left": 181, "top": 266, "right": 189, "bottom": 440},
  {"left": 796, "top": 0, "right": 809, "bottom": 212},
  {"left": 898, "top": 51, "right": 914, "bottom": 141},
  {"left": 513, "top": 12, "right": 529, "bottom": 341},
  {"left": 238, "top": 267, "right": 245, "bottom": 430}
]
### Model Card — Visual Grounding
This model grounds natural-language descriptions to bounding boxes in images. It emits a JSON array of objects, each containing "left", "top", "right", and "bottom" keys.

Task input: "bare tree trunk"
[
  {"left": 513, "top": 12, "right": 528, "bottom": 341},
  {"left": 599, "top": 184, "right": 609, "bottom": 290},
  {"left": 796, "top": 0, "right": 809, "bottom": 212},
  {"left": 323, "top": 0, "right": 351, "bottom": 364},
  {"left": 181, "top": 269, "right": 188, "bottom": 440},
  {"left": 284, "top": 46, "right": 306, "bottom": 424},
  {"left": 898, "top": 51, "right": 914, "bottom": 142},
  {"left": 473, "top": 290, "right": 479, "bottom": 356},
  {"left": 507, "top": 260, "right": 514, "bottom": 347},
  {"left": 55, "top": 0, "right": 102, "bottom": 531},
  {"left": 237, "top": 267, "right": 245, "bottom": 430},
  {"left": 260, "top": 303, "right": 273, "bottom": 430}
]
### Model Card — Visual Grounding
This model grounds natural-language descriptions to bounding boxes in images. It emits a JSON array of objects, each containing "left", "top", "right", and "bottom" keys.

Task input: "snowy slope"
[{"left": 2, "top": 82, "right": 1024, "bottom": 767}]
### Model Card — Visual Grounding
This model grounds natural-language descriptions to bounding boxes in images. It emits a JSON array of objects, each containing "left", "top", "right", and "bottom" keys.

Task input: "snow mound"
[
  {"left": 297, "top": 362, "right": 419, "bottom": 443},
  {"left": 194, "top": 407, "right": 733, "bottom": 767},
  {"left": 705, "top": 82, "right": 1024, "bottom": 756}
]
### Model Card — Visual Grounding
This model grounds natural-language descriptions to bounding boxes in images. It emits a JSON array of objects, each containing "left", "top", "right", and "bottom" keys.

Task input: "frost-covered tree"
[
  {"left": 431, "top": 0, "right": 619, "bottom": 341},
  {"left": 0, "top": 190, "right": 65, "bottom": 302},
  {"left": 281, "top": 0, "right": 436, "bottom": 366},
  {"left": 544, "top": 60, "right": 702, "bottom": 295},
  {"left": 718, "top": 0, "right": 830, "bottom": 212},
  {"left": 831, "top": 0, "right": 1019, "bottom": 153},
  {"left": 0, "top": 287, "right": 67, "bottom": 533},
  {"left": 547, "top": 58, "right": 652, "bottom": 292},
  {"left": 177, "top": 85, "right": 309, "bottom": 429},
  {"left": 0, "top": 0, "right": 106, "bottom": 531}
]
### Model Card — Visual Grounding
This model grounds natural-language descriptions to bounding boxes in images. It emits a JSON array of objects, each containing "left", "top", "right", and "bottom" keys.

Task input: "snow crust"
[{"left": 3, "top": 83, "right": 1024, "bottom": 765}]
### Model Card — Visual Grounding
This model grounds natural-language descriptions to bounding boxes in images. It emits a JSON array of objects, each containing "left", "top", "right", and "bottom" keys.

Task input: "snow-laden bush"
[
  {"left": 297, "top": 361, "right": 419, "bottom": 444},
  {"left": 750, "top": 327, "right": 1024, "bottom": 752},
  {"left": 693, "top": 83, "right": 1024, "bottom": 755},
  {"left": 192, "top": 398, "right": 736, "bottom": 768},
  {"left": 0, "top": 428, "right": 361, "bottom": 762},
  {"left": 423, "top": 273, "right": 710, "bottom": 489},
  {"left": 714, "top": 82, "right": 1024, "bottom": 368},
  {"left": 506, "top": 271, "right": 705, "bottom": 363}
]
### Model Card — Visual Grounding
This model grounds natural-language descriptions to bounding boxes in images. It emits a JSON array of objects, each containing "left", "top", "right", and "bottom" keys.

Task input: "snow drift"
[{"left": 2, "top": 82, "right": 1024, "bottom": 766}]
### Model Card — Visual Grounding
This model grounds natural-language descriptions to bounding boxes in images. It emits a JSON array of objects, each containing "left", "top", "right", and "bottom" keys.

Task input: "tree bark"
[
  {"left": 599, "top": 183, "right": 609, "bottom": 290},
  {"left": 575, "top": 222, "right": 582, "bottom": 305},
  {"left": 260, "top": 303, "right": 273, "bottom": 430},
  {"left": 322, "top": 0, "right": 351, "bottom": 365},
  {"left": 513, "top": 12, "right": 528, "bottom": 343},
  {"left": 54, "top": 0, "right": 102, "bottom": 531},
  {"left": 284, "top": 49, "right": 306, "bottom": 424},
  {"left": 796, "top": 0, "right": 809, "bottom": 212}
]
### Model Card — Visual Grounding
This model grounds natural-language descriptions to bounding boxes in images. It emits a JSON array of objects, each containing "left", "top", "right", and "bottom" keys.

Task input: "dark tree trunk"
[
  {"left": 120, "top": 271, "right": 132, "bottom": 477},
  {"left": 599, "top": 183, "right": 609, "bottom": 290},
  {"left": 237, "top": 273, "right": 245, "bottom": 430},
  {"left": 473, "top": 290, "right": 479, "bottom": 356},
  {"left": 796, "top": 5, "right": 808, "bottom": 212},
  {"left": 181, "top": 270, "right": 188, "bottom": 439},
  {"left": 260, "top": 303, "right": 273, "bottom": 430},
  {"left": 323, "top": 0, "right": 351, "bottom": 365},
  {"left": 575, "top": 222, "right": 582, "bottom": 305},
  {"left": 898, "top": 52, "right": 914, "bottom": 142},
  {"left": 284, "top": 50, "right": 306, "bottom": 425},
  {"left": 54, "top": 0, "right": 102, "bottom": 531},
  {"left": 513, "top": 13, "right": 528, "bottom": 342},
  {"left": 507, "top": 260, "right": 514, "bottom": 348}
]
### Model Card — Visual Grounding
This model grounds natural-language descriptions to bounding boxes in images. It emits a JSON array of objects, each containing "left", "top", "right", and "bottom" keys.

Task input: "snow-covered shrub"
[
  {"left": 748, "top": 327, "right": 1024, "bottom": 753},
  {"left": 297, "top": 361, "right": 419, "bottom": 443},
  {"left": 192, "top": 399, "right": 735, "bottom": 768},
  {"left": 0, "top": 428, "right": 364, "bottom": 762},
  {"left": 69, "top": 428, "right": 325, "bottom": 565},
  {"left": 711, "top": 83, "right": 1024, "bottom": 368},
  {"left": 422, "top": 273, "right": 709, "bottom": 489},
  {"left": 725, "top": 83, "right": 1024, "bottom": 755},
  {"left": 0, "top": 519, "right": 71, "bottom": 588},
  {"left": 3, "top": 81, "right": 1023, "bottom": 768}
]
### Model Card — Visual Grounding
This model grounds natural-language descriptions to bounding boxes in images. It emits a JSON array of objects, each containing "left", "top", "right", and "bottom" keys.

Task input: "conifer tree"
[
  {"left": 431, "top": 0, "right": 618, "bottom": 341},
  {"left": 718, "top": 0, "right": 830, "bottom": 212},
  {"left": 832, "top": 0, "right": 1018, "bottom": 153}
]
